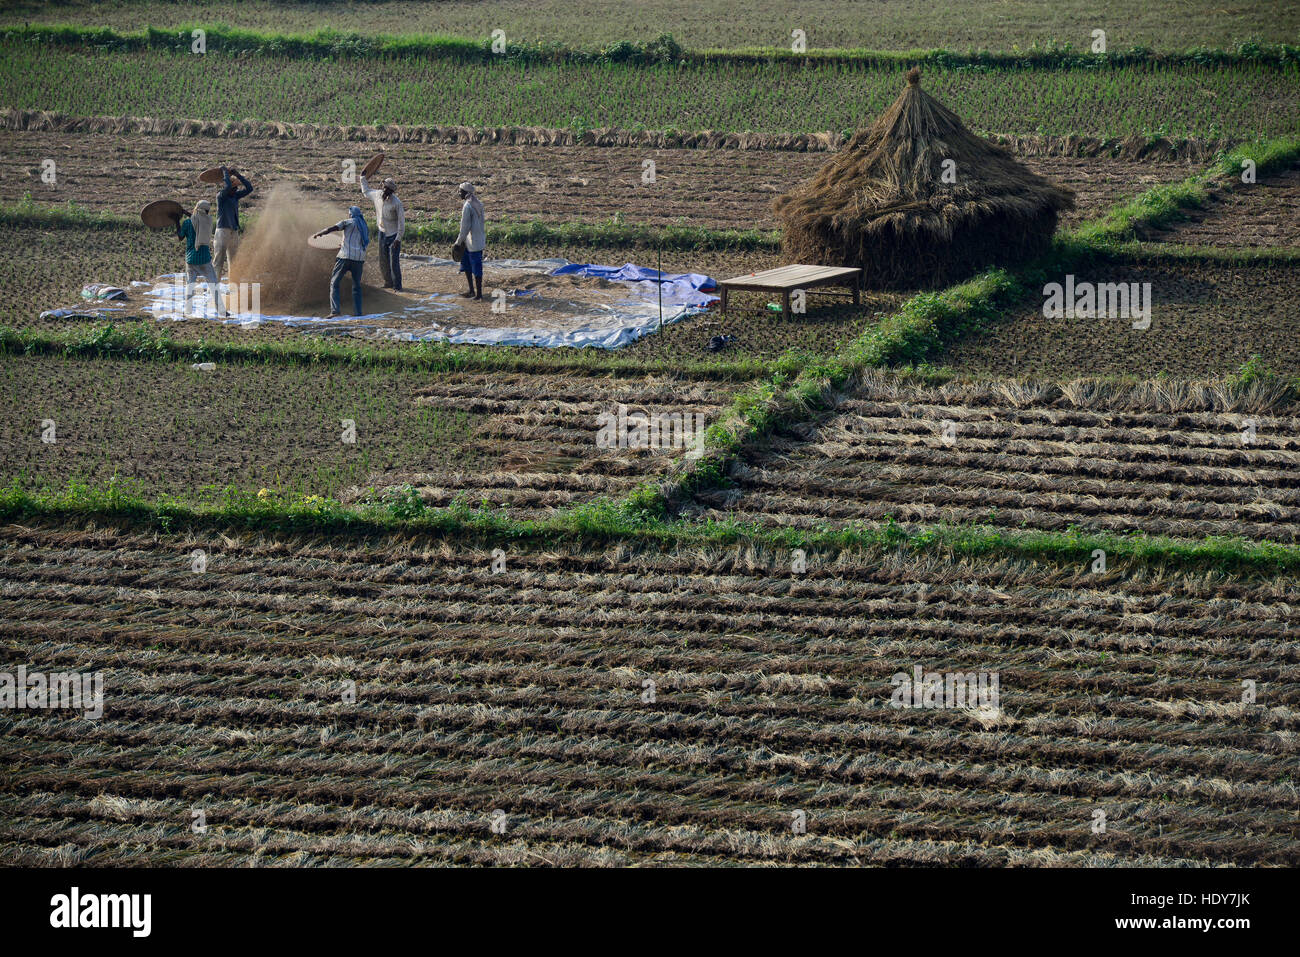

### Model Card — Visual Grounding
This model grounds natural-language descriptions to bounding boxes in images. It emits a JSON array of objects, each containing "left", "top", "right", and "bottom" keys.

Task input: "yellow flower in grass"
[{"left": 258, "top": 488, "right": 271, "bottom": 500}]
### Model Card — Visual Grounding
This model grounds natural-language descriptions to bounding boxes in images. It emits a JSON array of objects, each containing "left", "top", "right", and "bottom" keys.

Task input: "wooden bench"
[{"left": 718, "top": 265, "right": 862, "bottom": 315}]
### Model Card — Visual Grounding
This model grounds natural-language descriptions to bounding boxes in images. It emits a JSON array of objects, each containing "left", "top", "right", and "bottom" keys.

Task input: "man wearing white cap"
[
  {"left": 172, "top": 198, "right": 225, "bottom": 317},
  {"left": 360, "top": 173, "right": 405, "bottom": 291}
]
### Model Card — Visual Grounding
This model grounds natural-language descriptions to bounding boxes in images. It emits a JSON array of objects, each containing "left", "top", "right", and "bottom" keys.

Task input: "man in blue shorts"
[{"left": 456, "top": 182, "right": 485, "bottom": 300}]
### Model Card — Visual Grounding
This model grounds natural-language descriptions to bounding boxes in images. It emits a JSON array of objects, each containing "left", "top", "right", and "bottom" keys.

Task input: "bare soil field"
[
  {"left": 0, "top": 131, "right": 1199, "bottom": 231},
  {"left": 943, "top": 259, "right": 1300, "bottom": 379},
  {"left": 1143, "top": 165, "right": 1300, "bottom": 248},
  {"left": 1, "top": 523, "right": 1296, "bottom": 866},
  {"left": 689, "top": 374, "right": 1300, "bottom": 543},
  {"left": 0, "top": 357, "right": 731, "bottom": 512}
]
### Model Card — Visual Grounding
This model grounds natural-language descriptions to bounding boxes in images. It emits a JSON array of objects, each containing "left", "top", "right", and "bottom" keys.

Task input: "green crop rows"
[{"left": 2, "top": 39, "right": 1296, "bottom": 139}]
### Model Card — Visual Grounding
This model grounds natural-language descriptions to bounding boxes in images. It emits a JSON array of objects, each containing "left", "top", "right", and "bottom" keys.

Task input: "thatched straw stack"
[{"left": 773, "top": 67, "right": 1075, "bottom": 289}]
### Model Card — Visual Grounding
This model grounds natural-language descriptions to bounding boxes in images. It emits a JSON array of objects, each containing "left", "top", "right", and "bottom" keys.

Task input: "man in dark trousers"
[
  {"left": 212, "top": 165, "right": 253, "bottom": 277},
  {"left": 361, "top": 174, "right": 404, "bottom": 291},
  {"left": 311, "top": 205, "right": 370, "bottom": 317}
]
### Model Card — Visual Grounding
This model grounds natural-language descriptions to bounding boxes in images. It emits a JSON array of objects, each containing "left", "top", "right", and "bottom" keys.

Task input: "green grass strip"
[
  {"left": 0, "top": 196, "right": 123, "bottom": 229},
  {"left": 2, "top": 479, "right": 1295, "bottom": 576},
  {"left": 0, "top": 198, "right": 780, "bottom": 252},
  {"left": 651, "top": 268, "right": 1028, "bottom": 511},
  {"left": 5, "top": 24, "right": 1297, "bottom": 70},
  {"left": 1071, "top": 136, "right": 1300, "bottom": 245},
  {"left": 1084, "top": 241, "right": 1300, "bottom": 265},
  {"left": 409, "top": 218, "right": 781, "bottom": 252},
  {"left": 0, "top": 322, "right": 777, "bottom": 380}
]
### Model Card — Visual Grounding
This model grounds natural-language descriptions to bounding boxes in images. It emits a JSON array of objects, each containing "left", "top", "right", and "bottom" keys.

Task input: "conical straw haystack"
[{"left": 773, "top": 67, "right": 1075, "bottom": 289}]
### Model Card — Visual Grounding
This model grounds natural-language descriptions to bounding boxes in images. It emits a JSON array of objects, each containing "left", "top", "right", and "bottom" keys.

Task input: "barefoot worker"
[
  {"left": 213, "top": 165, "right": 253, "bottom": 278},
  {"left": 456, "top": 182, "right": 485, "bottom": 300},
  {"left": 174, "top": 199, "right": 226, "bottom": 317},
  {"left": 361, "top": 174, "right": 405, "bottom": 291},
  {"left": 311, "top": 205, "right": 370, "bottom": 317}
]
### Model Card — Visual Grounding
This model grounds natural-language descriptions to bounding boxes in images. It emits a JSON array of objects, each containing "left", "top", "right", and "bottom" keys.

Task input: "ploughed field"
[
  {"left": 0, "top": 357, "right": 732, "bottom": 511},
  {"left": 356, "top": 371, "right": 731, "bottom": 516},
  {"left": 690, "top": 374, "right": 1300, "bottom": 544},
  {"left": 0, "top": 129, "right": 1203, "bottom": 231},
  {"left": 2, "top": 523, "right": 1297, "bottom": 866},
  {"left": 1143, "top": 164, "right": 1300, "bottom": 248},
  {"left": 943, "top": 258, "right": 1300, "bottom": 379}
]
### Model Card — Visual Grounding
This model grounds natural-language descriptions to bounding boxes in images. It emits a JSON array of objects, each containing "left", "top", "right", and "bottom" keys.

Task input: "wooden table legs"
[{"left": 717, "top": 278, "right": 862, "bottom": 316}]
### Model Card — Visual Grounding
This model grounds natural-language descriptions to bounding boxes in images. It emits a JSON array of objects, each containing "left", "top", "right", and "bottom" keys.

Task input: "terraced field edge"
[
  {"left": 7, "top": 25, "right": 1297, "bottom": 70},
  {"left": 0, "top": 323, "right": 784, "bottom": 380},
  {"left": 0, "top": 109, "right": 1243, "bottom": 160},
  {"left": 2, "top": 480, "right": 1297, "bottom": 575},
  {"left": 0, "top": 198, "right": 782, "bottom": 252}
]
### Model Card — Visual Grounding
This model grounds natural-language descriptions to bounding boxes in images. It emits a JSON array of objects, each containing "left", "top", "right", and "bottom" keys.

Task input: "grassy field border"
[
  {"left": 0, "top": 198, "right": 781, "bottom": 252},
  {"left": 0, "top": 322, "right": 787, "bottom": 380},
  {"left": 2, "top": 479, "right": 1296, "bottom": 576},
  {"left": 4, "top": 24, "right": 1297, "bottom": 70},
  {"left": 1072, "top": 137, "right": 1300, "bottom": 245}
]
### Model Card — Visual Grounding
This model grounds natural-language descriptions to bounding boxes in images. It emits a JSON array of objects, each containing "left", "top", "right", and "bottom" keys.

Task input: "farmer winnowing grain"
[
  {"left": 311, "top": 205, "right": 369, "bottom": 317},
  {"left": 212, "top": 165, "right": 253, "bottom": 278},
  {"left": 174, "top": 199, "right": 225, "bottom": 317},
  {"left": 456, "top": 182, "right": 485, "bottom": 300},
  {"left": 361, "top": 174, "right": 405, "bottom": 292}
]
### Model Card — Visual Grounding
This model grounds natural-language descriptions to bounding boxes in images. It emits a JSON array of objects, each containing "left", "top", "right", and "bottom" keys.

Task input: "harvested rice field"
[
  {"left": 689, "top": 374, "right": 1300, "bottom": 543},
  {"left": 2, "top": 524, "right": 1296, "bottom": 867},
  {"left": 357, "top": 372, "right": 731, "bottom": 515},
  {"left": 943, "top": 258, "right": 1300, "bottom": 379},
  {"left": 0, "top": 128, "right": 1203, "bottom": 231},
  {"left": 0, "top": 355, "right": 486, "bottom": 501},
  {"left": 1142, "top": 164, "right": 1300, "bottom": 248},
  {"left": 2, "top": 0, "right": 1298, "bottom": 895},
  {"left": 0, "top": 358, "right": 733, "bottom": 511}
]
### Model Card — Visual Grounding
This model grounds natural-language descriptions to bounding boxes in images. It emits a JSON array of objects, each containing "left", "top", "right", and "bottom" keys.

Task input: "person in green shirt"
[{"left": 172, "top": 199, "right": 226, "bottom": 317}]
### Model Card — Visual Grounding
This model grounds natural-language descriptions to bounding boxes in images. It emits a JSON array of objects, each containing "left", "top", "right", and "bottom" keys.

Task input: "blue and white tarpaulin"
[{"left": 131, "top": 256, "right": 718, "bottom": 349}]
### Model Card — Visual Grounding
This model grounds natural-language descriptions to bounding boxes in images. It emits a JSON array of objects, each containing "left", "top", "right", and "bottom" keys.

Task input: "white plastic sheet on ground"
[{"left": 136, "top": 256, "right": 718, "bottom": 349}]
